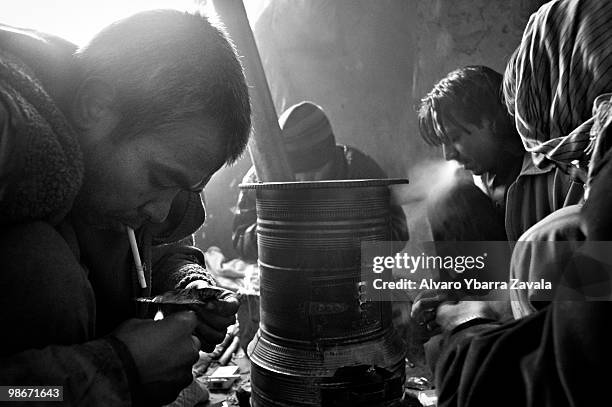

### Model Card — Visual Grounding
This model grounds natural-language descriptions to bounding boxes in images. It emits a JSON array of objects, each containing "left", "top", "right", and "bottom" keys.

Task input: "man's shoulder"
[
  {"left": 341, "top": 144, "right": 370, "bottom": 159},
  {"left": 340, "top": 144, "right": 387, "bottom": 178},
  {"left": 0, "top": 220, "right": 80, "bottom": 264},
  {"left": 519, "top": 204, "right": 583, "bottom": 242},
  {"left": 0, "top": 27, "right": 83, "bottom": 226},
  {"left": 0, "top": 25, "right": 77, "bottom": 107}
]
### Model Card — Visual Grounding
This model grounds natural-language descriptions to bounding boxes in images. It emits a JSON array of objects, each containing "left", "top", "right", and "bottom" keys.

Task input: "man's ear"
[{"left": 71, "top": 77, "right": 117, "bottom": 131}]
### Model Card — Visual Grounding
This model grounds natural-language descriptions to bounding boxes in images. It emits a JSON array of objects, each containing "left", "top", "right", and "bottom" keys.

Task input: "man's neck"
[
  {"left": 491, "top": 156, "right": 523, "bottom": 189},
  {"left": 489, "top": 137, "right": 525, "bottom": 189}
]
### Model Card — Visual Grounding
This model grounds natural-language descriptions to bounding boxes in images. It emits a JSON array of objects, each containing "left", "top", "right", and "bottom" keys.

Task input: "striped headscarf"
[{"left": 503, "top": 0, "right": 612, "bottom": 170}]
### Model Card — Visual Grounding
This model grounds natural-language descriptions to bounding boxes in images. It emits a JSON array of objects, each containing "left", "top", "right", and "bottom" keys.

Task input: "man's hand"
[
  {"left": 184, "top": 280, "right": 239, "bottom": 352},
  {"left": 435, "top": 300, "right": 498, "bottom": 332},
  {"left": 411, "top": 289, "right": 455, "bottom": 339},
  {"left": 412, "top": 290, "right": 502, "bottom": 337},
  {"left": 113, "top": 311, "right": 200, "bottom": 405}
]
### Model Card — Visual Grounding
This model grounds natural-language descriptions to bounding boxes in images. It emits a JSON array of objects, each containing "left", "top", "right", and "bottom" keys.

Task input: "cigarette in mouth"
[{"left": 127, "top": 226, "right": 147, "bottom": 289}]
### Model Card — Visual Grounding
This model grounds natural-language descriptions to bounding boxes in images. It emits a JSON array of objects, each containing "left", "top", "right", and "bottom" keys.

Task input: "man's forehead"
[
  {"left": 145, "top": 119, "right": 227, "bottom": 178},
  {"left": 153, "top": 118, "right": 226, "bottom": 157},
  {"left": 445, "top": 111, "right": 480, "bottom": 135}
]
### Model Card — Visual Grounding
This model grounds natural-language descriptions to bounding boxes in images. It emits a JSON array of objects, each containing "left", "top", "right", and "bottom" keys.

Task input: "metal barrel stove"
[{"left": 241, "top": 179, "right": 408, "bottom": 407}]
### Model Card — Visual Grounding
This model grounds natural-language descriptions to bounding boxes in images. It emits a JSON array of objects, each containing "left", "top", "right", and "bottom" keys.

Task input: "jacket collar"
[{"left": 0, "top": 24, "right": 77, "bottom": 111}]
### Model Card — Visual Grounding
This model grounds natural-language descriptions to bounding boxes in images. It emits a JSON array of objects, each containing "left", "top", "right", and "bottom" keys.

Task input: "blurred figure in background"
[{"left": 232, "top": 101, "right": 409, "bottom": 262}]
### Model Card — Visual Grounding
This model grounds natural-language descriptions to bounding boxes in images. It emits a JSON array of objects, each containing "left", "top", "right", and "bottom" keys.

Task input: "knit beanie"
[{"left": 278, "top": 101, "right": 336, "bottom": 173}]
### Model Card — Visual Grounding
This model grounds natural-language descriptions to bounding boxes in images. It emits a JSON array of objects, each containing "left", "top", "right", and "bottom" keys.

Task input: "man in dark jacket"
[
  {"left": 0, "top": 10, "right": 250, "bottom": 406},
  {"left": 232, "top": 101, "right": 409, "bottom": 262}
]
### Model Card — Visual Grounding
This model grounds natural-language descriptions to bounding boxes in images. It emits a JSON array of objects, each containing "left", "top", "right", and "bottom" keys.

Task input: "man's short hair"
[
  {"left": 418, "top": 65, "right": 508, "bottom": 146},
  {"left": 75, "top": 9, "right": 251, "bottom": 164}
]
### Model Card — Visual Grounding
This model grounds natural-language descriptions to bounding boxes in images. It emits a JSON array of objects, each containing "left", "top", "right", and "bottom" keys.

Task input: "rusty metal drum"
[{"left": 241, "top": 179, "right": 408, "bottom": 407}]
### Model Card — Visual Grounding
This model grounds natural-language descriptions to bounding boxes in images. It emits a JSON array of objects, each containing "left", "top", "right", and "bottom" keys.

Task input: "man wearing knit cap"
[
  {"left": 279, "top": 101, "right": 337, "bottom": 179},
  {"left": 232, "top": 101, "right": 409, "bottom": 262}
]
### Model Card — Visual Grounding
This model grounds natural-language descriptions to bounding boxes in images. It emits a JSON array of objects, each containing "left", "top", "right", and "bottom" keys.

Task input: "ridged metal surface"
[
  {"left": 240, "top": 178, "right": 409, "bottom": 190},
  {"left": 249, "top": 328, "right": 406, "bottom": 375},
  {"left": 244, "top": 179, "right": 407, "bottom": 406}
]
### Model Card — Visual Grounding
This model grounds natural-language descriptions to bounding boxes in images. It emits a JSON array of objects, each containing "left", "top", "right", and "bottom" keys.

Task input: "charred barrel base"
[
  {"left": 249, "top": 327, "right": 406, "bottom": 407},
  {"left": 241, "top": 180, "right": 409, "bottom": 407}
]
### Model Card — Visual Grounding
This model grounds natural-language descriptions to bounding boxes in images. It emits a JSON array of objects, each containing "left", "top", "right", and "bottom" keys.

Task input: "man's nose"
[
  {"left": 142, "top": 196, "right": 174, "bottom": 224},
  {"left": 442, "top": 144, "right": 458, "bottom": 161}
]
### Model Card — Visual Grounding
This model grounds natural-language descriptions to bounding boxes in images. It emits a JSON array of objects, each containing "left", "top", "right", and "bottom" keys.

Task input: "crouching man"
[{"left": 0, "top": 10, "right": 250, "bottom": 406}]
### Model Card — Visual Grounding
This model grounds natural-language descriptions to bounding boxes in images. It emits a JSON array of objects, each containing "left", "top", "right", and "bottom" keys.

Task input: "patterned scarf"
[{"left": 504, "top": 0, "right": 612, "bottom": 171}]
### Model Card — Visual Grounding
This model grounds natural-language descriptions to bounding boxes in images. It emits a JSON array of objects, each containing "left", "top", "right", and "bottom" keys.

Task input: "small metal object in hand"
[
  {"left": 135, "top": 287, "right": 240, "bottom": 318},
  {"left": 136, "top": 287, "right": 229, "bottom": 304}
]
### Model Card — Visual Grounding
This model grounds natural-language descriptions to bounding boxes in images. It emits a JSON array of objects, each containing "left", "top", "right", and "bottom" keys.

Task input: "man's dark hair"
[
  {"left": 418, "top": 65, "right": 510, "bottom": 146},
  {"left": 74, "top": 9, "right": 251, "bottom": 164}
]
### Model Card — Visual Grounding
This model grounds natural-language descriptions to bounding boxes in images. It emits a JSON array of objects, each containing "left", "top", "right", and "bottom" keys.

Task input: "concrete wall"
[{"left": 197, "top": 0, "right": 548, "bottom": 256}]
